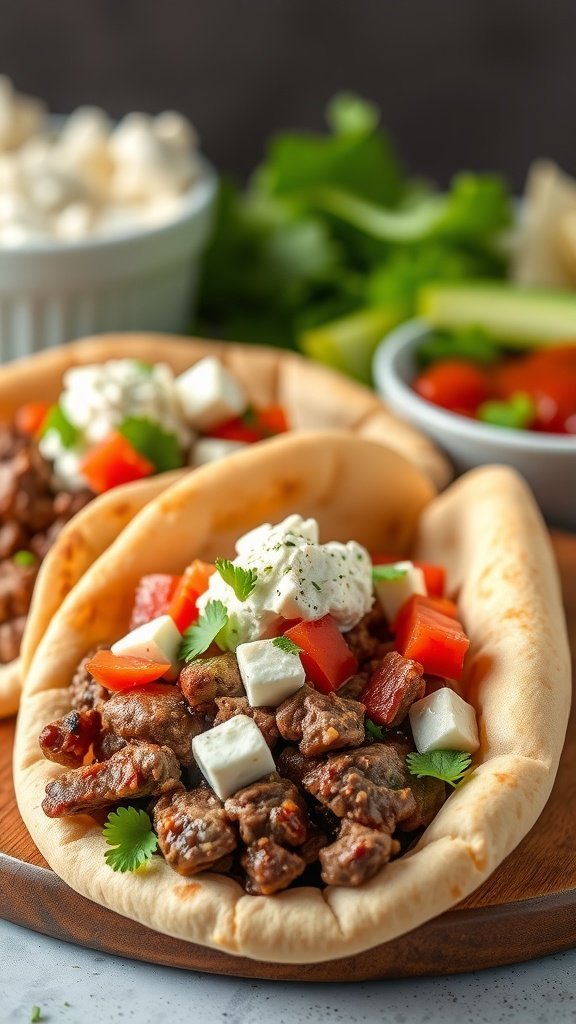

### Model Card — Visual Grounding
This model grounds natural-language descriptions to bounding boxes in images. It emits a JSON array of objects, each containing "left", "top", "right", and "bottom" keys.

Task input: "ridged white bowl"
[
  {"left": 0, "top": 159, "right": 217, "bottom": 361},
  {"left": 373, "top": 319, "right": 576, "bottom": 531}
]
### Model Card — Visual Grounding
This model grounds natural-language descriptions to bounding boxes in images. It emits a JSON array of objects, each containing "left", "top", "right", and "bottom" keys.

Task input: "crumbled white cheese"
[
  {"left": 192, "top": 714, "right": 276, "bottom": 800},
  {"left": 409, "top": 687, "right": 479, "bottom": 754},
  {"left": 191, "top": 437, "right": 248, "bottom": 466},
  {"left": 236, "top": 638, "right": 306, "bottom": 707},
  {"left": 111, "top": 614, "right": 182, "bottom": 680},
  {"left": 374, "top": 560, "right": 427, "bottom": 622},
  {"left": 197, "top": 514, "right": 373, "bottom": 649},
  {"left": 175, "top": 357, "right": 247, "bottom": 430}
]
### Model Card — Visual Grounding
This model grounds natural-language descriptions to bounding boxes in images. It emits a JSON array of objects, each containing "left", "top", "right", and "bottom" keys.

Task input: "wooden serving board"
[{"left": 1, "top": 533, "right": 575, "bottom": 981}]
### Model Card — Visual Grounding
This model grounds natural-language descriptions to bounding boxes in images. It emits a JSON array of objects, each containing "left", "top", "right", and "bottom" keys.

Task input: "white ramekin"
[{"left": 0, "top": 158, "right": 217, "bottom": 361}]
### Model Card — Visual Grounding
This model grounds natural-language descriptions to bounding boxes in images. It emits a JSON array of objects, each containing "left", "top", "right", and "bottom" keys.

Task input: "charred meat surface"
[
  {"left": 319, "top": 820, "right": 399, "bottom": 887},
  {"left": 92, "top": 730, "right": 127, "bottom": 761},
  {"left": 179, "top": 652, "right": 244, "bottom": 712},
  {"left": 302, "top": 743, "right": 416, "bottom": 832},
  {"left": 241, "top": 837, "right": 306, "bottom": 895},
  {"left": 276, "top": 685, "right": 365, "bottom": 757},
  {"left": 360, "top": 651, "right": 425, "bottom": 728},
  {"left": 214, "top": 695, "right": 280, "bottom": 749},
  {"left": 345, "top": 605, "right": 393, "bottom": 669},
  {"left": 153, "top": 786, "right": 237, "bottom": 876},
  {"left": 39, "top": 708, "right": 101, "bottom": 767},
  {"left": 101, "top": 686, "right": 206, "bottom": 766},
  {"left": 224, "top": 774, "right": 309, "bottom": 847},
  {"left": 42, "top": 741, "right": 181, "bottom": 817},
  {"left": 69, "top": 648, "right": 110, "bottom": 711}
]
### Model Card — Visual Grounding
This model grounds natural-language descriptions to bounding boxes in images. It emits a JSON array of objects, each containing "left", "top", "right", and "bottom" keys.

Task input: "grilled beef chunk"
[
  {"left": 214, "top": 696, "right": 280, "bottom": 749},
  {"left": 345, "top": 606, "right": 393, "bottom": 669},
  {"left": 153, "top": 786, "right": 237, "bottom": 875},
  {"left": 179, "top": 653, "right": 244, "bottom": 713},
  {"left": 101, "top": 686, "right": 206, "bottom": 766},
  {"left": 0, "top": 521, "right": 27, "bottom": 559},
  {"left": 359, "top": 651, "right": 425, "bottom": 728},
  {"left": 0, "top": 559, "right": 39, "bottom": 623},
  {"left": 319, "top": 820, "right": 400, "bottom": 887},
  {"left": 276, "top": 685, "right": 365, "bottom": 757},
  {"left": 69, "top": 649, "right": 110, "bottom": 711},
  {"left": 39, "top": 708, "right": 102, "bottom": 767},
  {"left": 241, "top": 837, "right": 306, "bottom": 895},
  {"left": 397, "top": 770, "right": 446, "bottom": 831},
  {"left": 224, "top": 774, "right": 309, "bottom": 847},
  {"left": 42, "top": 741, "right": 181, "bottom": 817},
  {"left": 302, "top": 743, "right": 416, "bottom": 832},
  {"left": 0, "top": 616, "right": 26, "bottom": 663},
  {"left": 92, "top": 730, "right": 127, "bottom": 761}
]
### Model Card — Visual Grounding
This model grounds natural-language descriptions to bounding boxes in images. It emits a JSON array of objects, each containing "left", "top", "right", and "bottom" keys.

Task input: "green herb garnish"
[
  {"left": 13, "top": 550, "right": 37, "bottom": 567},
  {"left": 406, "top": 749, "right": 472, "bottom": 788},
  {"left": 40, "top": 403, "right": 79, "bottom": 448},
  {"left": 272, "top": 636, "right": 303, "bottom": 656},
  {"left": 477, "top": 392, "right": 536, "bottom": 430},
  {"left": 365, "top": 717, "right": 385, "bottom": 739},
  {"left": 118, "top": 416, "right": 184, "bottom": 472},
  {"left": 214, "top": 558, "right": 258, "bottom": 601},
  {"left": 179, "top": 600, "right": 229, "bottom": 662},
  {"left": 311, "top": 581, "right": 322, "bottom": 592},
  {"left": 30, "top": 1009, "right": 41, "bottom": 1023},
  {"left": 372, "top": 565, "right": 407, "bottom": 582},
  {"left": 102, "top": 806, "right": 158, "bottom": 872}
]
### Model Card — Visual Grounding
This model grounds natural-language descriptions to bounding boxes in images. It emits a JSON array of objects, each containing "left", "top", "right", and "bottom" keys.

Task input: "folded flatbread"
[
  {"left": 13, "top": 432, "right": 570, "bottom": 963},
  {"left": 0, "top": 333, "right": 451, "bottom": 718}
]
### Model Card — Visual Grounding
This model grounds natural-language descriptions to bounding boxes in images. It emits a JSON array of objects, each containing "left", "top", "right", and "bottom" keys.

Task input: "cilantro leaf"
[
  {"left": 13, "top": 550, "right": 37, "bottom": 567},
  {"left": 179, "top": 600, "right": 229, "bottom": 662},
  {"left": 102, "top": 806, "right": 158, "bottom": 872},
  {"left": 214, "top": 558, "right": 258, "bottom": 601},
  {"left": 365, "top": 717, "right": 385, "bottom": 740},
  {"left": 118, "top": 416, "right": 184, "bottom": 473},
  {"left": 406, "top": 749, "right": 472, "bottom": 788},
  {"left": 477, "top": 392, "right": 536, "bottom": 430},
  {"left": 272, "top": 636, "right": 302, "bottom": 656},
  {"left": 372, "top": 565, "right": 407, "bottom": 582},
  {"left": 40, "top": 404, "right": 79, "bottom": 449}
]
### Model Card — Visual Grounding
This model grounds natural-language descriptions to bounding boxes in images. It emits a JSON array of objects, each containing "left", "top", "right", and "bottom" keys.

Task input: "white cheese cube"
[
  {"left": 191, "top": 437, "right": 248, "bottom": 466},
  {"left": 237, "top": 639, "right": 305, "bottom": 707},
  {"left": 192, "top": 714, "right": 275, "bottom": 800},
  {"left": 409, "top": 687, "right": 479, "bottom": 754},
  {"left": 111, "top": 614, "right": 182, "bottom": 680},
  {"left": 175, "top": 357, "right": 247, "bottom": 430},
  {"left": 374, "top": 560, "right": 426, "bottom": 623}
]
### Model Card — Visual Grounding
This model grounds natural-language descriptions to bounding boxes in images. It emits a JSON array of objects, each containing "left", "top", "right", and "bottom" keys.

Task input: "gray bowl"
[{"left": 373, "top": 319, "right": 576, "bottom": 531}]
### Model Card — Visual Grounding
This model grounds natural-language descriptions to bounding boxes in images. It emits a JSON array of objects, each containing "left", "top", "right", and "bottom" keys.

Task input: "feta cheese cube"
[
  {"left": 111, "top": 614, "right": 182, "bottom": 680},
  {"left": 176, "top": 357, "right": 247, "bottom": 430},
  {"left": 237, "top": 639, "right": 305, "bottom": 707},
  {"left": 192, "top": 714, "right": 275, "bottom": 800},
  {"left": 409, "top": 687, "right": 479, "bottom": 754},
  {"left": 374, "top": 560, "right": 426, "bottom": 623},
  {"left": 191, "top": 437, "right": 248, "bottom": 466}
]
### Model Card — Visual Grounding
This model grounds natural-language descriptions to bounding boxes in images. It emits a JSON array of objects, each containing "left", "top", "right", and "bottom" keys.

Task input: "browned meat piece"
[
  {"left": 213, "top": 695, "right": 279, "bottom": 749},
  {"left": 0, "top": 424, "right": 26, "bottom": 460},
  {"left": 224, "top": 774, "right": 309, "bottom": 847},
  {"left": 319, "top": 820, "right": 400, "bottom": 887},
  {"left": 0, "top": 521, "right": 27, "bottom": 559},
  {"left": 39, "top": 708, "right": 102, "bottom": 767},
  {"left": 397, "top": 769, "right": 446, "bottom": 832},
  {"left": 276, "top": 685, "right": 365, "bottom": 756},
  {"left": 41, "top": 741, "right": 181, "bottom": 817},
  {"left": 179, "top": 652, "right": 244, "bottom": 712},
  {"left": 345, "top": 605, "right": 393, "bottom": 669},
  {"left": 0, "top": 559, "right": 39, "bottom": 624},
  {"left": 92, "top": 730, "right": 127, "bottom": 761},
  {"left": 275, "top": 745, "right": 313, "bottom": 786},
  {"left": 299, "top": 824, "right": 329, "bottom": 864},
  {"left": 52, "top": 489, "right": 93, "bottom": 520},
  {"left": 302, "top": 743, "right": 416, "bottom": 833},
  {"left": 338, "top": 671, "right": 370, "bottom": 701},
  {"left": 0, "top": 447, "right": 54, "bottom": 532},
  {"left": 101, "top": 685, "right": 206, "bottom": 766},
  {"left": 153, "top": 786, "right": 237, "bottom": 876},
  {"left": 0, "top": 615, "right": 25, "bottom": 663},
  {"left": 359, "top": 651, "right": 425, "bottom": 728},
  {"left": 241, "top": 837, "right": 306, "bottom": 895},
  {"left": 69, "top": 648, "right": 110, "bottom": 710}
]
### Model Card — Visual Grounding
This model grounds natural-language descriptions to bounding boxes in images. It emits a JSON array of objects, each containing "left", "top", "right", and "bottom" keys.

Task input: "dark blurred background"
[{"left": 1, "top": 0, "right": 573, "bottom": 188}]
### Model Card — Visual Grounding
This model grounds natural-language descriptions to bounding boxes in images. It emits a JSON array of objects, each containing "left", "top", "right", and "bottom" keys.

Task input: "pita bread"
[
  {"left": 13, "top": 432, "right": 570, "bottom": 963},
  {"left": 0, "top": 332, "right": 451, "bottom": 718}
]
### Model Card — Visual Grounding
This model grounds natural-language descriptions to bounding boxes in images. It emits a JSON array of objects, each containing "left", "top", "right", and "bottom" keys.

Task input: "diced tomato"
[
  {"left": 284, "top": 614, "right": 358, "bottom": 694},
  {"left": 168, "top": 559, "right": 216, "bottom": 632},
  {"left": 359, "top": 653, "right": 425, "bottom": 727},
  {"left": 413, "top": 361, "right": 490, "bottom": 415},
  {"left": 371, "top": 554, "right": 446, "bottom": 597},
  {"left": 85, "top": 650, "right": 171, "bottom": 690},
  {"left": 206, "top": 416, "right": 262, "bottom": 443},
  {"left": 495, "top": 354, "right": 576, "bottom": 434},
  {"left": 205, "top": 405, "right": 289, "bottom": 444},
  {"left": 130, "top": 574, "right": 181, "bottom": 629},
  {"left": 254, "top": 405, "right": 289, "bottom": 435},
  {"left": 80, "top": 432, "right": 155, "bottom": 493},
  {"left": 15, "top": 402, "right": 49, "bottom": 436},
  {"left": 392, "top": 593, "right": 458, "bottom": 632},
  {"left": 394, "top": 596, "right": 470, "bottom": 680}
]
